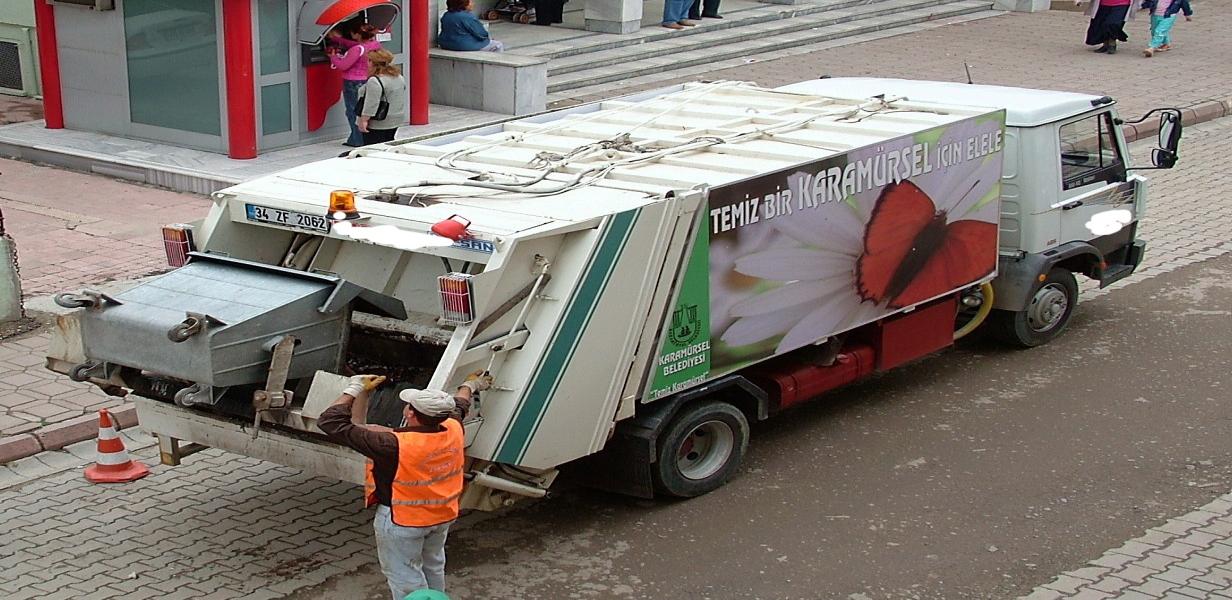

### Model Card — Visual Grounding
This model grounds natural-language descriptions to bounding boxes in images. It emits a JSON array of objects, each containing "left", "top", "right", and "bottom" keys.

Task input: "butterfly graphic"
[{"left": 856, "top": 180, "right": 997, "bottom": 310}]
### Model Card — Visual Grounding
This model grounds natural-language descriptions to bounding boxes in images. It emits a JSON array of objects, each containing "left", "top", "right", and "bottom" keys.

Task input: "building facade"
[{"left": 35, "top": 0, "right": 424, "bottom": 157}]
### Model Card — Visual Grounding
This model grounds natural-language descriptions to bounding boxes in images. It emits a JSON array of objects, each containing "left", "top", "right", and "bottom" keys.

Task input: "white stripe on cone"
[
  {"left": 98, "top": 427, "right": 120, "bottom": 440},
  {"left": 95, "top": 450, "right": 132, "bottom": 465}
]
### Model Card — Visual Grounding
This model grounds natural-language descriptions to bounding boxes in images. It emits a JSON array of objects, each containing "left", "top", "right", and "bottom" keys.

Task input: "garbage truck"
[{"left": 46, "top": 79, "right": 1181, "bottom": 508}]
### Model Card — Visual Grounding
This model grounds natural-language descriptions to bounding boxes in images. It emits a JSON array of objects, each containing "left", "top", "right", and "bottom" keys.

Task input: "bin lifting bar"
[{"left": 251, "top": 335, "right": 298, "bottom": 439}]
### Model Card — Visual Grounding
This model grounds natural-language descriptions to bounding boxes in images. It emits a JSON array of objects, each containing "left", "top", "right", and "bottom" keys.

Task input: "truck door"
[{"left": 1054, "top": 110, "right": 1140, "bottom": 247}]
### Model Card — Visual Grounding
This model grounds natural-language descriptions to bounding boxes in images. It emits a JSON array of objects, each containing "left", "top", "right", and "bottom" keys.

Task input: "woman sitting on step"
[{"left": 438, "top": 0, "right": 505, "bottom": 52}]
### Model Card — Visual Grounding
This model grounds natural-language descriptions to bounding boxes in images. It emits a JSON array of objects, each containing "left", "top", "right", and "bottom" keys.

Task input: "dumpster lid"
[
  {"left": 297, "top": 0, "right": 401, "bottom": 45},
  {"left": 187, "top": 253, "right": 408, "bottom": 320}
]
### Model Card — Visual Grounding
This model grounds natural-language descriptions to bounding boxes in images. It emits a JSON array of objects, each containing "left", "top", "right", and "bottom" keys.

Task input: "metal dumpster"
[{"left": 61, "top": 253, "right": 407, "bottom": 392}]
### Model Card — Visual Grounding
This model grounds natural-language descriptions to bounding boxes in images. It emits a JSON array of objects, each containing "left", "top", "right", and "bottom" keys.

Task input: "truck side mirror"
[{"left": 1154, "top": 113, "right": 1182, "bottom": 169}]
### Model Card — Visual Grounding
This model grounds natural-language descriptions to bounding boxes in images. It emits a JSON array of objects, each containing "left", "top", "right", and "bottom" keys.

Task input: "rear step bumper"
[{"left": 134, "top": 396, "right": 367, "bottom": 484}]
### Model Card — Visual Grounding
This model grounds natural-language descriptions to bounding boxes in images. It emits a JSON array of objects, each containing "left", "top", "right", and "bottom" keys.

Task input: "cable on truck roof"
[{"left": 372, "top": 83, "right": 931, "bottom": 201}]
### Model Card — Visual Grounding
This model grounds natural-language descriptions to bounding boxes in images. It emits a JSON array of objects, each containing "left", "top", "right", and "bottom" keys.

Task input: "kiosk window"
[
  {"left": 1059, "top": 112, "right": 1124, "bottom": 191},
  {"left": 261, "top": 83, "right": 292, "bottom": 135},
  {"left": 259, "top": 0, "right": 291, "bottom": 75},
  {"left": 124, "top": 0, "right": 221, "bottom": 136}
]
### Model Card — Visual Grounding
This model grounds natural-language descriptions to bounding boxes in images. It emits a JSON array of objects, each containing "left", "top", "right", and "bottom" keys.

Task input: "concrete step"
[
  {"left": 548, "top": 0, "right": 958, "bottom": 76},
  {"left": 546, "top": 9, "right": 1004, "bottom": 107},
  {"left": 519, "top": 0, "right": 910, "bottom": 60},
  {"left": 546, "top": 0, "right": 993, "bottom": 94}
]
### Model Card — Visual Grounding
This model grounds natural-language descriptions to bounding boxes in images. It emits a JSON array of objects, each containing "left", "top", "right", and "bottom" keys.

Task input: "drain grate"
[{"left": 0, "top": 41, "right": 21, "bottom": 91}]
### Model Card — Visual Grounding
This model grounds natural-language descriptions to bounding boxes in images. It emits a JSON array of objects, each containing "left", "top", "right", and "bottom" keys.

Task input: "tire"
[
  {"left": 990, "top": 268, "right": 1078, "bottom": 348},
  {"left": 652, "top": 400, "right": 749, "bottom": 498}
]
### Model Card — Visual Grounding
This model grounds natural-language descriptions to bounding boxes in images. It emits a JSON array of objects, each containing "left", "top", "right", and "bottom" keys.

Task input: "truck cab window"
[{"left": 1059, "top": 112, "right": 1125, "bottom": 191}]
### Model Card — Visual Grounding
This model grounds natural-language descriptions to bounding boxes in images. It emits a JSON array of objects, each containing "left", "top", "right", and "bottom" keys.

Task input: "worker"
[{"left": 317, "top": 371, "right": 493, "bottom": 599}]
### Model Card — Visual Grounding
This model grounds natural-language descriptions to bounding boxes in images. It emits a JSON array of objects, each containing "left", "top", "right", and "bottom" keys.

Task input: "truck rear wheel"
[
  {"left": 652, "top": 400, "right": 749, "bottom": 498},
  {"left": 991, "top": 268, "right": 1078, "bottom": 348}
]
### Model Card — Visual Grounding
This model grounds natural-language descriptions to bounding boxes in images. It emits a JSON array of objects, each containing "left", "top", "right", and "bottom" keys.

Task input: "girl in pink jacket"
[{"left": 328, "top": 23, "right": 383, "bottom": 147}]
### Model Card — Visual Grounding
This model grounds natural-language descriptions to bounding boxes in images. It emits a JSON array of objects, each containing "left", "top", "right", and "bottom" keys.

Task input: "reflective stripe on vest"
[{"left": 364, "top": 419, "right": 465, "bottom": 527}]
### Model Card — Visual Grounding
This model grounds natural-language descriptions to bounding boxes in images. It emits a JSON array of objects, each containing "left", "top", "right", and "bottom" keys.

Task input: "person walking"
[
  {"left": 328, "top": 23, "right": 383, "bottom": 147},
  {"left": 317, "top": 371, "right": 493, "bottom": 599},
  {"left": 356, "top": 49, "right": 408, "bottom": 146},
  {"left": 1079, "top": 0, "right": 1135, "bottom": 54},
  {"left": 1141, "top": 0, "right": 1193, "bottom": 57},
  {"left": 663, "top": 0, "right": 697, "bottom": 30},
  {"left": 438, "top": 0, "right": 505, "bottom": 51}
]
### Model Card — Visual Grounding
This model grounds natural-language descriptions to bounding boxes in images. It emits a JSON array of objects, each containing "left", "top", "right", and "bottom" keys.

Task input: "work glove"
[
  {"left": 343, "top": 374, "right": 386, "bottom": 398},
  {"left": 460, "top": 370, "right": 493, "bottom": 394}
]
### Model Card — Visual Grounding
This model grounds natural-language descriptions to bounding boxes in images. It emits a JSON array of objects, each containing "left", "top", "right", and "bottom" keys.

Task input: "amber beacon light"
[{"left": 328, "top": 190, "right": 361, "bottom": 221}]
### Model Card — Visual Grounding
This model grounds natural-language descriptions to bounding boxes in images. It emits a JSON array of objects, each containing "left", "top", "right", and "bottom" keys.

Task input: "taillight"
[
  {"left": 162, "top": 224, "right": 195, "bottom": 267},
  {"left": 438, "top": 273, "right": 474, "bottom": 325}
]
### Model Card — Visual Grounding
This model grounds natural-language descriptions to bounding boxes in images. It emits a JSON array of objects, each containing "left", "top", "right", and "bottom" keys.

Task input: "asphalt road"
[{"left": 297, "top": 253, "right": 1232, "bottom": 600}]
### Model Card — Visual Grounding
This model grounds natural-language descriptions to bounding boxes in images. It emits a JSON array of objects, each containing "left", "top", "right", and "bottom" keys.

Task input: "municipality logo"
[{"left": 668, "top": 303, "right": 701, "bottom": 347}]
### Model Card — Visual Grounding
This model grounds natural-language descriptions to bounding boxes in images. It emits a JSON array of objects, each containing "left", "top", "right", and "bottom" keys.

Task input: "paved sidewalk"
[
  {"left": 0, "top": 158, "right": 211, "bottom": 299},
  {"left": 1023, "top": 495, "right": 1232, "bottom": 600},
  {"left": 0, "top": 96, "right": 41, "bottom": 127},
  {"left": 0, "top": 159, "right": 210, "bottom": 437},
  {"left": 564, "top": 0, "right": 1232, "bottom": 122},
  {"left": 0, "top": 439, "right": 378, "bottom": 600}
]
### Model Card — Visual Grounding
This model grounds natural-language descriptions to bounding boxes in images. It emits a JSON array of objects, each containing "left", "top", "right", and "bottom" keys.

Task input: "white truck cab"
[{"left": 46, "top": 79, "right": 1180, "bottom": 507}]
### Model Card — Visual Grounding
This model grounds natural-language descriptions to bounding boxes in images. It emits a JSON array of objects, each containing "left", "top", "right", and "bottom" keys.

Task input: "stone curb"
[
  {"left": 1122, "top": 97, "right": 1232, "bottom": 144},
  {"left": 0, "top": 99, "right": 1228, "bottom": 467},
  {"left": 0, "top": 404, "right": 138, "bottom": 465}
]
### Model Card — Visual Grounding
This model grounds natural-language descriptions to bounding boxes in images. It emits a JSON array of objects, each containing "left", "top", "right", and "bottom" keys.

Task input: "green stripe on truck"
[{"left": 494, "top": 208, "right": 640, "bottom": 464}]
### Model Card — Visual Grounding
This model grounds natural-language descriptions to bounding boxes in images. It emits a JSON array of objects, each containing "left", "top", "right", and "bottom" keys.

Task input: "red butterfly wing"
[
  {"left": 856, "top": 181, "right": 937, "bottom": 304},
  {"left": 889, "top": 220, "right": 998, "bottom": 309}
]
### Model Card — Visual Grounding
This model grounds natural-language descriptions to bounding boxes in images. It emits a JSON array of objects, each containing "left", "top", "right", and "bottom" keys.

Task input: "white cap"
[{"left": 398, "top": 388, "right": 456, "bottom": 418}]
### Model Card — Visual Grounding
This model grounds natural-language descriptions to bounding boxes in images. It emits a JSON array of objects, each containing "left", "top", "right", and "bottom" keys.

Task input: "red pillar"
[
  {"left": 221, "top": 0, "right": 257, "bottom": 159},
  {"left": 32, "top": 0, "right": 64, "bottom": 129},
  {"left": 409, "top": 0, "right": 429, "bottom": 125}
]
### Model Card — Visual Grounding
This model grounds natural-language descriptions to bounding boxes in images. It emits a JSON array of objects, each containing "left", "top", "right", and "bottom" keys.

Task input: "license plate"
[{"left": 245, "top": 204, "right": 330, "bottom": 233}]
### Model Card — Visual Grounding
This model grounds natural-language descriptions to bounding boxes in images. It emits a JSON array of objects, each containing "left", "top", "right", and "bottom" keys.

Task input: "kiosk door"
[{"left": 256, "top": 0, "right": 298, "bottom": 149}]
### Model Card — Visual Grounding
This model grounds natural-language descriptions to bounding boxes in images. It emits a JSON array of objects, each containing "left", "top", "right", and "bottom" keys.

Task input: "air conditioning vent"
[
  {"left": 0, "top": 42, "right": 21, "bottom": 93},
  {"left": 51, "top": 0, "right": 115, "bottom": 10}
]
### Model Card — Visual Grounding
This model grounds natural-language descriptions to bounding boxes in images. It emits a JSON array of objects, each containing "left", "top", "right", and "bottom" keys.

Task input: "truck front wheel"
[
  {"left": 652, "top": 400, "right": 749, "bottom": 498},
  {"left": 991, "top": 268, "right": 1078, "bottom": 348}
]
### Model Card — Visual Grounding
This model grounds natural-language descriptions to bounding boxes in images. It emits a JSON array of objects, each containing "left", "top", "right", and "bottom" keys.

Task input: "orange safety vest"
[{"left": 364, "top": 419, "right": 465, "bottom": 527}]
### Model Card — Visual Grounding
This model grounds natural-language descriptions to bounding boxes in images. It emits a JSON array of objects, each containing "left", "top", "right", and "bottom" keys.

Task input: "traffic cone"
[{"left": 84, "top": 409, "right": 149, "bottom": 483}]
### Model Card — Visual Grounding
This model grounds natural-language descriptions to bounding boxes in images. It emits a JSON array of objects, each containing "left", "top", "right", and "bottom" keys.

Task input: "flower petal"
[
  {"left": 729, "top": 280, "right": 831, "bottom": 318},
  {"left": 773, "top": 290, "right": 849, "bottom": 353},
  {"left": 734, "top": 247, "right": 855, "bottom": 281},
  {"left": 770, "top": 201, "right": 865, "bottom": 253},
  {"left": 720, "top": 303, "right": 813, "bottom": 347}
]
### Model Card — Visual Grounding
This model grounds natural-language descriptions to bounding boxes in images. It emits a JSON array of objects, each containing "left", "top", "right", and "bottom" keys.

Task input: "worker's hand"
[
  {"left": 460, "top": 371, "right": 493, "bottom": 394},
  {"left": 343, "top": 374, "right": 386, "bottom": 398},
  {"left": 357, "top": 117, "right": 370, "bottom": 133}
]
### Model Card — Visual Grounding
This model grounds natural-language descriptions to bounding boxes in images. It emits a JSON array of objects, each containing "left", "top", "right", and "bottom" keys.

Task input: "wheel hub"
[
  {"left": 676, "top": 420, "right": 735, "bottom": 481},
  {"left": 1027, "top": 283, "right": 1069, "bottom": 333}
]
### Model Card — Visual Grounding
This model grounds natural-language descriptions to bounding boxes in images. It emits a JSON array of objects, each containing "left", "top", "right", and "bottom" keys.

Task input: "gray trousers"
[{"left": 373, "top": 505, "right": 453, "bottom": 599}]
